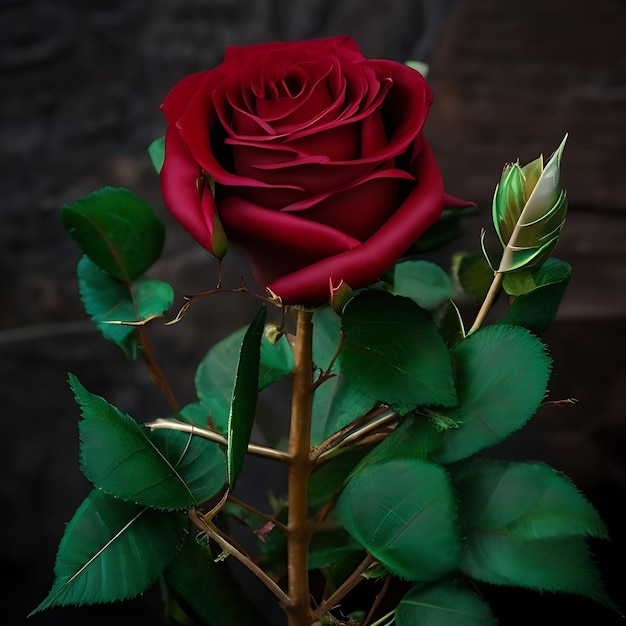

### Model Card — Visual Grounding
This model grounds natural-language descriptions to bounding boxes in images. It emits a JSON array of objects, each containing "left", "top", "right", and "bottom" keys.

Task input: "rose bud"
[
  {"left": 493, "top": 135, "right": 568, "bottom": 273},
  {"left": 160, "top": 36, "right": 471, "bottom": 305}
]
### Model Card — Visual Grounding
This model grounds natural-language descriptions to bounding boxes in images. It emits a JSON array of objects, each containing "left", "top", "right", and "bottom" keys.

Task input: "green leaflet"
[
  {"left": 435, "top": 324, "right": 552, "bottom": 464},
  {"left": 165, "top": 532, "right": 269, "bottom": 626},
  {"left": 192, "top": 316, "right": 293, "bottom": 434},
  {"left": 452, "top": 458, "right": 615, "bottom": 610},
  {"left": 385, "top": 260, "right": 455, "bottom": 311},
  {"left": 452, "top": 252, "right": 494, "bottom": 300},
  {"left": 62, "top": 186, "right": 165, "bottom": 282},
  {"left": 395, "top": 580, "right": 498, "bottom": 626},
  {"left": 78, "top": 256, "right": 174, "bottom": 357},
  {"left": 500, "top": 257, "right": 572, "bottom": 333},
  {"left": 335, "top": 458, "right": 461, "bottom": 581},
  {"left": 148, "top": 136, "right": 165, "bottom": 174},
  {"left": 227, "top": 305, "right": 266, "bottom": 487},
  {"left": 312, "top": 304, "right": 343, "bottom": 373},
  {"left": 339, "top": 291, "right": 457, "bottom": 411},
  {"left": 311, "top": 373, "right": 377, "bottom": 445},
  {"left": 72, "top": 374, "right": 226, "bottom": 510},
  {"left": 31, "top": 489, "right": 186, "bottom": 614}
]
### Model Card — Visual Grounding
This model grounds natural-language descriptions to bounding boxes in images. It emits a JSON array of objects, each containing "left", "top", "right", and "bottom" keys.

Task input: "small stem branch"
[
  {"left": 311, "top": 553, "right": 375, "bottom": 621},
  {"left": 190, "top": 511, "right": 290, "bottom": 606},
  {"left": 286, "top": 309, "right": 315, "bottom": 626},
  {"left": 137, "top": 326, "right": 180, "bottom": 411},
  {"left": 146, "top": 418, "right": 292, "bottom": 463},
  {"left": 227, "top": 494, "right": 288, "bottom": 534},
  {"left": 362, "top": 575, "right": 391, "bottom": 626},
  {"left": 468, "top": 271, "right": 504, "bottom": 335}
]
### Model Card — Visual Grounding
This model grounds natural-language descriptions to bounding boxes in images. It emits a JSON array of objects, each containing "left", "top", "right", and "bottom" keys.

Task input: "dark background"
[{"left": 2, "top": 0, "right": 625, "bottom": 624}]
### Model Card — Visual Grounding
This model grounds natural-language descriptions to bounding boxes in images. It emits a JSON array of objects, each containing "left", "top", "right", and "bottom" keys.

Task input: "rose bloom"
[{"left": 160, "top": 36, "right": 467, "bottom": 305}]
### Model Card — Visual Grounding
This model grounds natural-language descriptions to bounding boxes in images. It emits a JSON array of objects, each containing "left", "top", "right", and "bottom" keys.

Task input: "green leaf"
[
  {"left": 451, "top": 458, "right": 608, "bottom": 542},
  {"left": 71, "top": 374, "right": 225, "bottom": 509},
  {"left": 339, "top": 291, "right": 457, "bottom": 410},
  {"left": 453, "top": 252, "right": 495, "bottom": 300},
  {"left": 194, "top": 319, "right": 294, "bottom": 434},
  {"left": 408, "top": 206, "right": 476, "bottom": 253},
  {"left": 396, "top": 580, "right": 498, "bottom": 626},
  {"left": 335, "top": 458, "right": 461, "bottom": 581},
  {"left": 148, "top": 136, "right": 165, "bottom": 174},
  {"left": 78, "top": 256, "right": 173, "bottom": 357},
  {"left": 436, "top": 300, "right": 466, "bottom": 350},
  {"left": 386, "top": 260, "right": 455, "bottom": 311},
  {"left": 31, "top": 489, "right": 186, "bottom": 614},
  {"left": 435, "top": 325, "right": 551, "bottom": 464},
  {"left": 500, "top": 258, "right": 571, "bottom": 333},
  {"left": 165, "top": 532, "right": 268, "bottom": 626},
  {"left": 62, "top": 186, "right": 165, "bottom": 282},
  {"left": 227, "top": 306, "right": 266, "bottom": 487},
  {"left": 312, "top": 305, "right": 343, "bottom": 372},
  {"left": 311, "top": 373, "right": 377, "bottom": 445},
  {"left": 452, "top": 457, "right": 615, "bottom": 610}
]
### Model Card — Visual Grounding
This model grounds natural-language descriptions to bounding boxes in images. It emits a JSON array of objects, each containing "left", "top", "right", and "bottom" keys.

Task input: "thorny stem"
[
  {"left": 146, "top": 418, "right": 292, "bottom": 463},
  {"left": 138, "top": 326, "right": 180, "bottom": 411},
  {"left": 467, "top": 270, "right": 504, "bottom": 335},
  {"left": 190, "top": 511, "right": 290, "bottom": 606},
  {"left": 227, "top": 494, "right": 288, "bottom": 534},
  {"left": 311, "top": 553, "right": 375, "bottom": 621},
  {"left": 286, "top": 309, "right": 315, "bottom": 626}
]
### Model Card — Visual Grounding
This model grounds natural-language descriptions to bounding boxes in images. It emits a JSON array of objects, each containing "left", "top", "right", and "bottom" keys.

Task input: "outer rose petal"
[
  {"left": 267, "top": 139, "right": 444, "bottom": 305},
  {"left": 160, "top": 128, "right": 220, "bottom": 254}
]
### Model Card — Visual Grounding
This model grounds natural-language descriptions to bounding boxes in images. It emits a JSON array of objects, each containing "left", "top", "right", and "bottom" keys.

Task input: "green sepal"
[
  {"left": 148, "top": 136, "right": 165, "bottom": 174},
  {"left": 384, "top": 260, "right": 455, "bottom": 311},
  {"left": 435, "top": 324, "right": 552, "bottom": 465},
  {"left": 395, "top": 580, "right": 498, "bottom": 626},
  {"left": 30, "top": 489, "right": 186, "bottom": 615},
  {"left": 77, "top": 256, "right": 173, "bottom": 357},
  {"left": 500, "top": 258, "right": 572, "bottom": 333},
  {"left": 62, "top": 186, "right": 165, "bottom": 282},
  {"left": 339, "top": 291, "right": 457, "bottom": 411},
  {"left": 71, "top": 374, "right": 226, "bottom": 509},
  {"left": 227, "top": 305, "right": 266, "bottom": 487},
  {"left": 335, "top": 458, "right": 462, "bottom": 581},
  {"left": 165, "top": 531, "right": 269, "bottom": 626}
]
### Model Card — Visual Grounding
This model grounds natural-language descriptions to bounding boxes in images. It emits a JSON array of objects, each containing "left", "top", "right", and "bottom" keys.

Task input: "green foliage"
[
  {"left": 312, "top": 305, "right": 343, "bottom": 372},
  {"left": 435, "top": 324, "right": 552, "bottom": 464},
  {"left": 395, "top": 580, "right": 498, "bottom": 626},
  {"left": 71, "top": 374, "right": 226, "bottom": 509},
  {"left": 311, "top": 373, "right": 377, "bottom": 445},
  {"left": 77, "top": 256, "right": 173, "bottom": 357},
  {"left": 148, "top": 136, "right": 165, "bottom": 174},
  {"left": 500, "top": 258, "right": 572, "bottom": 333},
  {"left": 191, "top": 318, "right": 293, "bottom": 434},
  {"left": 452, "top": 458, "right": 614, "bottom": 609},
  {"left": 453, "top": 252, "right": 494, "bottom": 300},
  {"left": 31, "top": 489, "right": 186, "bottom": 614},
  {"left": 436, "top": 300, "right": 466, "bottom": 350},
  {"left": 385, "top": 260, "right": 455, "bottom": 310},
  {"left": 63, "top": 186, "right": 165, "bottom": 282},
  {"left": 166, "top": 532, "right": 268, "bottom": 625},
  {"left": 409, "top": 206, "right": 476, "bottom": 253},
  {"left": 339, "top": 291, "right": 457, "bottom": 412},
  {"left": 336, "top": 458, "right": 462, "bottom": 581},
  {"left": 227, "top": 306, "right": 266, "bottom": 487}
]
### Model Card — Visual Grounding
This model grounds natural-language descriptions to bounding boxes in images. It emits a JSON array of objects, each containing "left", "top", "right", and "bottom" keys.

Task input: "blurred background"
[{"left": 1, "top": 0, "right": 625, "bottom": 624}]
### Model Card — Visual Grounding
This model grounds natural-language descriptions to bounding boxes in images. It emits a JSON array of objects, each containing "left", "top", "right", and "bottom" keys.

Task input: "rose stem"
[
  {"left": 467, "top": 271, "right": 503, "bottom": 335},
  {"left": 285, "top": 308, "right": 315, "bottom": 626}
]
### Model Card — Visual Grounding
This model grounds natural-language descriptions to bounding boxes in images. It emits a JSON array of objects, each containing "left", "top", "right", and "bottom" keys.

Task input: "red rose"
[{"left": 161, "top": 36, "right": 460, "bottom": 305}]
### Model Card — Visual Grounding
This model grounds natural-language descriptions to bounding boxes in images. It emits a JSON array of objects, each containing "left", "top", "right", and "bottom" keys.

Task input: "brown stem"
[
  {"left": 138, "top": 326, "right": 180, "bottom": 411},
  {"left": 311, "top": 553, "right": 375, "bottom": 621},
  {"left": 285, "top": 309, "right": 315, "bottom": 626}
]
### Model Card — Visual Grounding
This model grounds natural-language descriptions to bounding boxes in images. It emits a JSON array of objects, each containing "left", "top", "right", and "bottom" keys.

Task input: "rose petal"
[{"left": 266, "top": 138, "right": 444, "bottom": 305}]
